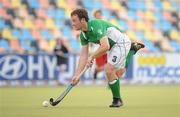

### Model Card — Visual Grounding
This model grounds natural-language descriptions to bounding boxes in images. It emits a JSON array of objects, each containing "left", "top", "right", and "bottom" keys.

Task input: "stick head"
[
  {"left": 49, "top": 98, "right": 61, "bottom": 106},
  {"left": 49, "top": 98, "right": 55, "bottom": 106}
]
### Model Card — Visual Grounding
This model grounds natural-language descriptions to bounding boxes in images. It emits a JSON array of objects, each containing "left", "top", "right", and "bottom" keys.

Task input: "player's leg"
[
  {"left": 116, "top": 68, "right": 126, "bottom": 78},
  {"left": 58, "top": 64, "right": 68, "bottom": 85},
  {"left": 106, "top": 45, "right": 127, "bottom": 108},
  {"left": 94, "top": 54, "right": 107, "bottom": 79},
  {"left": 115, "top": 50, "right": 133, "bottom": 78},
  {"left": 104, "top": 63, "right": 123, "bottom": 107},
  {"left": 115, "top": 42, "right": 145, "bottom": 78},
  {"left": 94, "top": 65, "right": 103, "bottom": 79}
]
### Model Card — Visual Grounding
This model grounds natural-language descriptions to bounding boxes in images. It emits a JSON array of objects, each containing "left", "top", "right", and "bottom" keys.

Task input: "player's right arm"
[{"left": 72, "top": 44, "right": 89, "bottom": 85}]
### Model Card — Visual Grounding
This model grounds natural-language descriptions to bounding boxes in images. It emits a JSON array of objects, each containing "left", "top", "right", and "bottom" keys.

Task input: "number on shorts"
[{"left": 112, "top": 56, "right": 117, "bottom": 62}]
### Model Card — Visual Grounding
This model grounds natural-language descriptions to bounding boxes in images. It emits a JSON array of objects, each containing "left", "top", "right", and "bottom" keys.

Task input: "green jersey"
[{"left": 79, "top": 19, "right": 125, "bottom": 49}]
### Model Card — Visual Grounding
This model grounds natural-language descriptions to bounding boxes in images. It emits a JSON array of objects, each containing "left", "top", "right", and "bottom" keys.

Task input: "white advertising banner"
[{"left": 133, "top": 53, "right": 180, "bottom": 84}]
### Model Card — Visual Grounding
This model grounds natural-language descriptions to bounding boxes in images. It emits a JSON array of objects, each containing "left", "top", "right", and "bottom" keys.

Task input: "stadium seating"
[
  {"left": 0, "top": 39, "right": 9, "bottom": 50},
  {"left": 0, "top": 0, "right": 179, "bottom": 53}
]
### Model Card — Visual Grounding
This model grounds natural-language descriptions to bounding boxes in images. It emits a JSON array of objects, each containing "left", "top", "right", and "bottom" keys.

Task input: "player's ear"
[{"left": 81, "top": 18, "right": 86, "bottom": 23}]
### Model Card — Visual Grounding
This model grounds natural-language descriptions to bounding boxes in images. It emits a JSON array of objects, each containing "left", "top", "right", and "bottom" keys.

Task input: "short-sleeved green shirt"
[{"left": 80, "top": 19, "right": 124, "bottom": 49}]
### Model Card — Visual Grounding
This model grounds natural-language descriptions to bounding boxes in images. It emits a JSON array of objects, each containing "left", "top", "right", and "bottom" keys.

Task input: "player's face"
[
  {"left": 95, "top": 12, "right": 102, "bottom": 19},
  {"left": 71, "top": 15, "right": 83, "bottom": 30}
]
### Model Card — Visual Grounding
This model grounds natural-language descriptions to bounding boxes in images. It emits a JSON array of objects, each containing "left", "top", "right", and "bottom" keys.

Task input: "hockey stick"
[{"left": 49, "top": 66, "right": 88, "bottom": 106}]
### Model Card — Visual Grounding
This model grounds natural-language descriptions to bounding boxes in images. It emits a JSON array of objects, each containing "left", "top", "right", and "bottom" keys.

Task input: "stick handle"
[
  {"left": 70, "top": 66, "right": 88, "bottom": 86},
  {"left": 76, "top": 66, "right": 88, "bottom": 80}
]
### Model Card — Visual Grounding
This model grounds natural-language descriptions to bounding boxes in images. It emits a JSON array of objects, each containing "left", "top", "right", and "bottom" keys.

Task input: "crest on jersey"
[{"left": 97, "top": 29, "right": 103, "bottom": 35}]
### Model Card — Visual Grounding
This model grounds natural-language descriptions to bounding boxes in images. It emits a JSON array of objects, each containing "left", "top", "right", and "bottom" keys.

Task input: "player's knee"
[
  {"left": 116, "top": 68, "right": 126, "bottom": 78},
  {"left": 104, "top": 64, "right": 114, "bottom": 77}
]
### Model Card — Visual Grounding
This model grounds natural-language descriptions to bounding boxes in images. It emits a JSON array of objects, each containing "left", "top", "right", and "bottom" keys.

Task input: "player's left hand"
[
  {"left": 86, "top": 56, "right": 94, "bottom": 68},
  {"left": 71, "top": 76, "right": 80, "bottom": 85}
]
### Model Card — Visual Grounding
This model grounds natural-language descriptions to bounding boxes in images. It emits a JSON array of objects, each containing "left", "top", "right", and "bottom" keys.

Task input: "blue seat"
[
  {"left": 41, "top": 29, "right": 52, "bottom": 40},
  {"left": 170, "top": 40, "right": 180, "bottom": 51},
  {"left": 62, "top": 27, "right": 72, "bottom": 39},
  {"left": 127, "top": 1, "right": 136, "bottom": 10},
  {"left": 144, "top": 39, "right": 160, "bottom": 51},
  {"left": 119, "top": 20, "right": 128, "bottom": 30},
  {"left": 154, "top": 21, "right": 161, "bottom": 29},
  {"left": 47, "top": 8, "right": 55, "bottom": 18},
  {"left": 102, "top": 10, "right": 110, "bottom": 19},
  {"left": 154, "top": 0, "right": 163, "bottom": 11},
  {"left": 69, "top": 38, "right": 80, "bottom": 52},
  {"left": 128, "top": 10, "right": 137, "bottom": 20},
  {"left": 28, "top": 0, "right": 39, "bottom": 9},
  {"left": 56, "top": 9, "right": 65, "bottom": 19},
  {"left": 83, "top": 0, "right": 94, "bottom": 9},
  {"left": 55, "top": 19, "right": 64, "bottom": 29},
  {"left": 12, "top": 29, "right": 21, "bottom": 40},
  {"left": 20, "top": 40, "right": 31, "bottom": 51},
  {"left": 136, "top": 31, "right": 144, "bottom": 40},
  {"left": 0, "top": 18, "right": 5, "bottom": 29},
  {"left": 0, "top": 39, "right": 9, "bottom": 50},
  {"left": 21, "top": 29, "right": 33, "bottom": 40},
  {"left": 137, "top": 2, "right": 145, "bottom": 10},
  {"left": 154, "top": 11, "right": 162, "bottom": 21},
  {"left": 0, "top": 2, "right": 2, "bottom": 8},
  {"left": 161, "top": 20, "right": 172, "bottom": 31},
  {"left": 171, "top": 1, "right": 179, "bottom": 11},
  {"left": 94, "top": 1, "right": 102, "bottom": 9}
]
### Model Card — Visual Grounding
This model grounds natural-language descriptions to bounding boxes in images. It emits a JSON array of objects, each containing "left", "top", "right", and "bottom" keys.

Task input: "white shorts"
[{"left": 107, "top": 34, "right": 131, "bottom": 69}]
